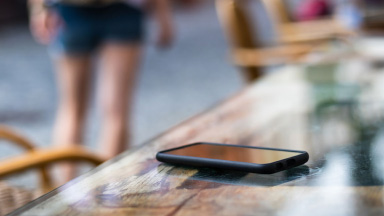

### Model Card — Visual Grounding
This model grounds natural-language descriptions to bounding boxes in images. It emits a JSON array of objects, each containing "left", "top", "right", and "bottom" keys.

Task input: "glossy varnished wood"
[{"left": 11, "top": 41, "right": 384, "bottom": 215}]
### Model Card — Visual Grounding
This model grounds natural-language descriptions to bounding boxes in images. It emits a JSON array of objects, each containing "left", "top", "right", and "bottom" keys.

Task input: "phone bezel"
[{"left": 156, "top": 142, "right": 309, "bottom": 174}]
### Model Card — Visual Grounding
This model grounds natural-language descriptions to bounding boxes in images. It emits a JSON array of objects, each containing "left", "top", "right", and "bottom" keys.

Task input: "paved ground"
[{"left": 0, "top": 2, "right": 248, "bottom": 187}]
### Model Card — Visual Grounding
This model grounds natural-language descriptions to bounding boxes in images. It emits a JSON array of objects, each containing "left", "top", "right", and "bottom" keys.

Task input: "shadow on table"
[{"left": 157, "top": 164, "right": 316, "bottom": 187}]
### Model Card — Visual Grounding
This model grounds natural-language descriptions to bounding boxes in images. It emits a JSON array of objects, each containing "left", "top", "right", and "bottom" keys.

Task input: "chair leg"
[
  {"left": 39, "top": 166, "right": 54, "bottom": 193},
  {"left": 0, "top": 126, "right": 54, "bottom": 192}
]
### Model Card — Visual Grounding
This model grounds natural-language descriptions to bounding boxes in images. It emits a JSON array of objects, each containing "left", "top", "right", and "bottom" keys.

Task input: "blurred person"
[
  {"left": 296, "top": 0, "right": 332, "bottom": 21},
  {"left": 28, "top": 0, "right": 173, "bottom": 181}
]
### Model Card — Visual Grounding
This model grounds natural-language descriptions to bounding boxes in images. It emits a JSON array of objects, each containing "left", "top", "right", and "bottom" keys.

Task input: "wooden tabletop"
[{"left": 11, "top": 41, "right": 384, "bottom": 216}]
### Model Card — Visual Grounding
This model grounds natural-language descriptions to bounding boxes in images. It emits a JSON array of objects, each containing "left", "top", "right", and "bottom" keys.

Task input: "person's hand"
[
  {"left": 29, "top": 9, "right": 59, "bottom": 44},
  {"left": 156, "top": 20, "right": 174, "bottom": 48}
]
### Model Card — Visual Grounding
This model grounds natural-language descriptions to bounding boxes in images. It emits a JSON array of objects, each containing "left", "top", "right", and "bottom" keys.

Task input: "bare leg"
[
  {"left": 53, "top": 55, "right": 92, "bottom": 182},
  {"left": 98, "top": 42, "right": 141, "bottom": 159}
]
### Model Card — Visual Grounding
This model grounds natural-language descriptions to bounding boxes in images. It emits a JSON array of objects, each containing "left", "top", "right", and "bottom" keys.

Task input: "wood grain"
[{"left": 11, "top": 47, "right": 384, "bottom": 215}]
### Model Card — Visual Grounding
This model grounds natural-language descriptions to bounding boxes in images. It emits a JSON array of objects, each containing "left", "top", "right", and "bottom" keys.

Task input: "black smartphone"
[{"left": 156, "top": 142, "right": 309, "bottom": 174}]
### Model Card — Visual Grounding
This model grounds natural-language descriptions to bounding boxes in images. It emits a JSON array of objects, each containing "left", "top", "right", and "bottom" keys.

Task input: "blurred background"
[
  {"left": 0, "top": 1, "right": 249, "bottom": 188},
  {"left": 2, "top": 0, "right": 384, "bottom": 192},
  {"left": 4, "top": 0, "right": 384, "bottom": 215},
  {"left": 0, "top": 2, "right": 246, "bottom": 154}
]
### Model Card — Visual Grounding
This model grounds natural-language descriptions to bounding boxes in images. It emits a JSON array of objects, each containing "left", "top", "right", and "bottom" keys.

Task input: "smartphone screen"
[{"left": 164, "top": 143, "right": 302, "bottom": 164}]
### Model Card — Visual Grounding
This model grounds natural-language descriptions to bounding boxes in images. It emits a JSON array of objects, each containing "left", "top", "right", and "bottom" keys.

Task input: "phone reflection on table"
[{"left": 157, "top": 164, "right": 314, "bottom": 188}]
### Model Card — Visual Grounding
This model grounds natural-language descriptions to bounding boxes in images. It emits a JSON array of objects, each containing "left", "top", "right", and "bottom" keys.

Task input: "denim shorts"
[{"left": 51, "top": 3, "right": 144, "bottom": 55}]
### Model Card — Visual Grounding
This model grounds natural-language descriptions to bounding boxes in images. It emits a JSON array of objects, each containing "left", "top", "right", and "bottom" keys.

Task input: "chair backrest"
[
  {"left": 260, "top": 0, "right": 353, "bottom": 44},
  {"left": 215, "top": 0, "right": 262, "bottom": 82},
  {"left": 260, "top": 0, "right": 296, "bottom": 40},
  {"left": 0, "top": 126, "right": 105, "bottom": 193},
  {"left": 261, "top": 0, "right": 292, "bottom": 24},
  {"left": 216, "top": 0, "right": 260, "bottom": 49}
]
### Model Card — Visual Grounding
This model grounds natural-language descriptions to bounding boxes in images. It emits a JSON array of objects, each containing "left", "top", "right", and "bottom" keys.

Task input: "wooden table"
[{"left": 11, "top": 40, "right": 384, "bottom": 216}]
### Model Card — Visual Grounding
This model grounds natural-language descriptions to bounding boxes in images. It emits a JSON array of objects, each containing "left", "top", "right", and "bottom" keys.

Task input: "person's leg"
[
  {"left": 53, "top": 54, "right": 92, "bottom": 181},
  {"left": 98, "top": 42, "right": 141, "bottom": 159}
]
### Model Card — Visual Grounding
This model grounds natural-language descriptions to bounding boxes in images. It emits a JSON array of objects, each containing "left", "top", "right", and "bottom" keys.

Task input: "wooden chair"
[
  {"left": 358, "top": 0, "right": 384, "bottom": 32},
  {"left": 0, "top": 125, "right": 105, "bottom": 215},
  {"left": 260, "top": 0, "right": 353, "bottom": 44},
  {"left": 216, "top": 0, "right": 315, "bottom": 83}
]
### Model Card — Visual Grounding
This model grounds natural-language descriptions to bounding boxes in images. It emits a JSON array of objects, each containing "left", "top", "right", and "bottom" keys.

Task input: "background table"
[{"left": 11, "top": 40, "right": 384, "bottom": 216}]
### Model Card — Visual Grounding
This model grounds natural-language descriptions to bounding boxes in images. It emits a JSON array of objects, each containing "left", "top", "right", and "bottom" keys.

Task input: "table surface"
[{"left": 11, "top": 39, "right": 384, "bottom": 216}]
